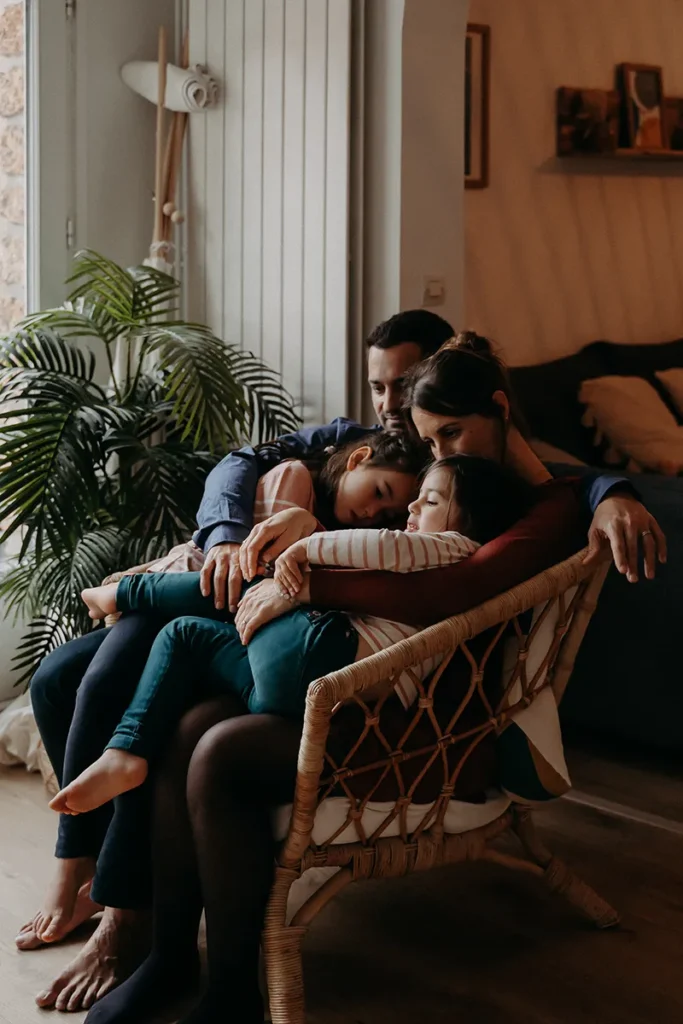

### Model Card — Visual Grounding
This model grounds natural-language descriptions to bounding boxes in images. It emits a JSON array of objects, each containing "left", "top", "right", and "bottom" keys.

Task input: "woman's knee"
[
  {"left": 158, "top": 695, "right": 246, "bottom": 774},
  {"left": 187, "top": 715, "right": 301, "bottom": 808}
]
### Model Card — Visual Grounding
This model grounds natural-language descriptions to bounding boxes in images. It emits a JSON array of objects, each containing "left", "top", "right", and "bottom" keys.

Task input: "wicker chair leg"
[
  {"left": 263, "top": 866, "right": 309, "bottom": 1024},
  {"left": 512, "top": 808, "right": 620, "bottom": 929},
  {"left": 263, "top": 923, "right": 308, "bottom": 1024}
]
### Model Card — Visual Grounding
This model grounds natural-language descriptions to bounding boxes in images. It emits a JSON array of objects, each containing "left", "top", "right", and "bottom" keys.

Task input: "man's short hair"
[{"left": 365, "top": 309, "right": 455, "bottom": 359}]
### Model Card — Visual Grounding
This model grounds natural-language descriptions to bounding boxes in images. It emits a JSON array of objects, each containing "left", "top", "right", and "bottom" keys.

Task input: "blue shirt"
[{"left": 192, "top": 418, "right": 637, "bottom": 552}]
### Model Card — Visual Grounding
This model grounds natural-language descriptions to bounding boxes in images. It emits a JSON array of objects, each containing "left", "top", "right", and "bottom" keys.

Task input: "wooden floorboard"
[
  {"left": 0, "top": 766, "right": 89, "bottom": 1023},
  {"left": 2, "top": 764, "right": 683, "bottom": 1023}
]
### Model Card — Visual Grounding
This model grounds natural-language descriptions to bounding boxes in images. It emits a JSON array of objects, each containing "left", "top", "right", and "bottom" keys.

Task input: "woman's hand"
[
  {"left": 274, "top": 542, "right": 310, "bottom": 598},
  {"left": 235, "top": 578, "right": 296, "bottom": 644},
  {"left": 584, "top": 494, "right": 667, "bottom": 582},
  {"left": 239, "top": 508, "right": 319, "bottom": 582}
]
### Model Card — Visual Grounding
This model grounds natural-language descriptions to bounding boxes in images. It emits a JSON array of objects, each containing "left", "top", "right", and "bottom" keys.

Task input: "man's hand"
[
  {"left": 200, "top": 542, "right": 243, "bottom": 612},
  {"left": 274, "top": 541, "right": 310, "bottom": 598},
  {"left": 234, "top": 578, "right": 297, "bottom": 645},
  {"left": 239, "top": 508, "right": 318, "bottom": 581},
  {"left": 584, "top": 494, "right": 667, "bottom": 583}
]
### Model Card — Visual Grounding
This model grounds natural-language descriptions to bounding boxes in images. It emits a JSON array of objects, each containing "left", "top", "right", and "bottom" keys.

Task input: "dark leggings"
[
  {"left": 30, "top": 613, "right": 228, "bottom": 908},
  {"left": 85, "top": 710, "right": 302, "bottom": 1024}
]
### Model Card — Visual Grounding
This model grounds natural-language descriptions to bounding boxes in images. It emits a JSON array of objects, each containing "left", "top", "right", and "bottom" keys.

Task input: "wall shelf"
[{"left": 558, "top": 147, "right": 683, "bottom": 162}]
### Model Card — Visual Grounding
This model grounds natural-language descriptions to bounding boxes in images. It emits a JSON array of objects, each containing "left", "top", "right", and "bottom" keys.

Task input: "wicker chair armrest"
[
  {"left": 280, "top": 547, "right": 608, "bottom": 866},
  {"left": 310, "top": 546, "right": 599, "bottom": 709}
]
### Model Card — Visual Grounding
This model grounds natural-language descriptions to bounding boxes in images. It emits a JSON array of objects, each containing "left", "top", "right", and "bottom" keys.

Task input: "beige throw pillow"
[
  {"left": 579, "top": 375, "right": 683, "bottom": 475},
  {"left": 655, "top": 368, "right": 683, "bottom": 418}
]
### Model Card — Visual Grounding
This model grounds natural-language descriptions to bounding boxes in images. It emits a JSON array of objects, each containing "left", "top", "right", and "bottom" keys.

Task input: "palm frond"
[
  {"left": 65, "top": 250, "right": 137, "bottom": 324},
  {"left": 10, "top": 616, "right": 84, "bottom": 688},
  {"left": 227, "top": 348, "right": 302, "bottom": 441},
  {"left": 146, "top": 324, "right": 250, "bottom": 450},
  {"left": 129, "top": 265, "right": 180, "bottom": 322},
  {"left": 120, "top": 442, "right": 219, "bottom": 558},
  {"left": 0, "top": 328, "right": 97, "bottom": 379}
]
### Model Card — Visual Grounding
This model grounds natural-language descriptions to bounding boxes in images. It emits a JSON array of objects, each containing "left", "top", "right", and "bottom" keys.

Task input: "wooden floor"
[{"left": 3, "top": 763, "right": 683, "bottom": 1023}]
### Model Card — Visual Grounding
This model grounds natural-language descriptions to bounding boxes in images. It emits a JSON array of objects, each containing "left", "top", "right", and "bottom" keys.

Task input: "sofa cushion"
[
  {"left": 656, "top": 368, "right": 683, "bottom": 419},
  {"left": 579, "top": 375, "right": 683, "bottom": 474},
  {"left": 510, "top": 338, "right": 683, "bottom": 464}
]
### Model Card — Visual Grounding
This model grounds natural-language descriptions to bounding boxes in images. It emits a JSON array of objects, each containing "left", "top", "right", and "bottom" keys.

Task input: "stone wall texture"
[{"left": 0, "top": 1, "right": 23, "bottom": 330}]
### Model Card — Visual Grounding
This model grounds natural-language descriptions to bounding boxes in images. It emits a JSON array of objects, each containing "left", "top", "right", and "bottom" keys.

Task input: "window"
[{"left": 0, "top": 0, "right": 25, "bottom": 329}]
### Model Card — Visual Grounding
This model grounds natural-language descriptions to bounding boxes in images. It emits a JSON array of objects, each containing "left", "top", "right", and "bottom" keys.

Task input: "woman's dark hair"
[
  {"left": 426, "top": 454, "right": 535, "bottom": 544},
  {"left": 403, "top": 330, "right": 524, "bottom": 430},
  {"left": 255, "top": 431, "right": 429, "bottom": 527}
]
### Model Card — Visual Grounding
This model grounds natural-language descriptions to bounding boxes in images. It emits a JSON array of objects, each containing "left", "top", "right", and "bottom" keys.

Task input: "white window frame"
[{"left": 26, "top": 0, "right": 75, "bottom": 311}]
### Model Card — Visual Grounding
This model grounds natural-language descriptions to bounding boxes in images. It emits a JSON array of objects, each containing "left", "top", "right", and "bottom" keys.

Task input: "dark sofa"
[{"left": 510, "top": 340, "right": 683, "bottom": 752}]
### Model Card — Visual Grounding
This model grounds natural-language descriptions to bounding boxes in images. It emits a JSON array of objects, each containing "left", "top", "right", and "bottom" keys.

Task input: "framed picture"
[
  {"left": 556, "top": 87, "right": 619, "bottom": 155},
  {"left": 664, "top": 97, "right": 683, "bottom": 151},
  {"left": 617, "top": 63, "right": 665, "bottom": 150},
  {"left": 465, "top": 24, "right": 490, "bottom": 188}
]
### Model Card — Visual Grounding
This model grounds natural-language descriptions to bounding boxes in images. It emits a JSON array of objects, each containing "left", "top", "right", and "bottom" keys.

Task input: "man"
[{"left": 25, "top": 309, "right": 663, "bottom": 1012}]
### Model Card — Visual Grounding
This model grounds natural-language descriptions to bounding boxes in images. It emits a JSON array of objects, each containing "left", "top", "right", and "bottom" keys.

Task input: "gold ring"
[{"left": 641, "top": 530, "right": 653, "bottom": 538}]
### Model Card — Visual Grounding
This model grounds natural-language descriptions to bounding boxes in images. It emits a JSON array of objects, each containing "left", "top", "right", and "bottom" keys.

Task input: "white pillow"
[
  {"left": 579, "top": 375, "right": 683, "bottom": 475},
  {"left": 655, "top": 368, "right": 683, "bottom": 418}
]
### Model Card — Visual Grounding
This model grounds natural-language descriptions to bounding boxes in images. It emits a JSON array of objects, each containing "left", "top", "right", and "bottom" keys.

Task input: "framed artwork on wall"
[
  {"left": 465, "top": 23, "right": 490, "bottom": 188},
  {"left": 617, "top": 62, "right": 665, "bottom": 150}
]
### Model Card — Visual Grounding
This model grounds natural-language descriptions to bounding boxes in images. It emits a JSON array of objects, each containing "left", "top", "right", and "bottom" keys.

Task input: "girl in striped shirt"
[{"left": 53, "top": 451, "right": 531, "bottom": 816}]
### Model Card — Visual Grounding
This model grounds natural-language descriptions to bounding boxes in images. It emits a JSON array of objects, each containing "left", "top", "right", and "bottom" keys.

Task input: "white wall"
[
  {"left": 466, "top": 0, "right": 683, "bottom": 367},
  {"left": 400, "top": 0, "right": 468, "bottom": 319},
  {"left": 187, "top": 0, "right": 352, "bottom": 425},
  {"left": 358, "top": 0, "right": 470, "bottom": 424}
]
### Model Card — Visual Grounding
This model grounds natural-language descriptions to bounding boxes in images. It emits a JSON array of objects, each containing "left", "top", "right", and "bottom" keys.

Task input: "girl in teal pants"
[{"left": 102, "top": 571, "right": 355, "bottom": 762}]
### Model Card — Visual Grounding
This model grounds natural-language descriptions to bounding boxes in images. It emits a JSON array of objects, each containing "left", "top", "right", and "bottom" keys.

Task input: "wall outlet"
[{"left": 422, "top": 276, "right": 446, "bottom": 307}]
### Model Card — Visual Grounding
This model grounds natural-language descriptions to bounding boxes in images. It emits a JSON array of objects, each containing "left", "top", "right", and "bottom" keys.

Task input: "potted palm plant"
[{"left": 0, "top": 250, "right": 300, "bottom": 684}]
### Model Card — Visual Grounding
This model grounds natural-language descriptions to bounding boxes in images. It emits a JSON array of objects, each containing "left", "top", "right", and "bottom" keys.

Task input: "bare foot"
[
  {"left": 50, "top": 750, "right": 149, "bottom": 815},
  {"left": 81, "top": 583, "right": 118, "bottom": 621},
  {"left": 35, "top": 906, "right": 151, "bottom": 1013},
  {"left": 16, "top": 858, "right": 101, "bottom": 949}
]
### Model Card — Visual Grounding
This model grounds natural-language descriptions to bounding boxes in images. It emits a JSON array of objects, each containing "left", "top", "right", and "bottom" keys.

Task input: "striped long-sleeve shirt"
[{"left": 301, "top": 528, "right": 480, "bottom": 709}]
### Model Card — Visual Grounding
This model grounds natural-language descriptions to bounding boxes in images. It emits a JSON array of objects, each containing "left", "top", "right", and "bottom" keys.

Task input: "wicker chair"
[
  {"left": 35, "top": 547, "right": 615, "bottom": 1022},
  {"left": 261, "top": 548, "right": 615, "bottom": 1024}
]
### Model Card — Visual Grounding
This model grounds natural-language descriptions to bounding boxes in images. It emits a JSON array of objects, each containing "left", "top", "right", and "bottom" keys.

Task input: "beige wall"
[
  {"left": 358, "top": 0, "right": 469, "bottom": 424},
  {"left": 466, "top": 0, "right": 683, "bottom": 367}
]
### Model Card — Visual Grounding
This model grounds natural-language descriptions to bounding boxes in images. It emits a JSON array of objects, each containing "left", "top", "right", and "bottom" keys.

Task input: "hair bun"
[{"left": 440, "top": 331, "right": 493, "bottom": 357}]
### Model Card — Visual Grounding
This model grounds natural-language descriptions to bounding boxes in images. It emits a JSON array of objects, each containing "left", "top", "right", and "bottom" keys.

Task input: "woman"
[{"left": 81, "top": 333, "right": 644, "bottom": 1024}]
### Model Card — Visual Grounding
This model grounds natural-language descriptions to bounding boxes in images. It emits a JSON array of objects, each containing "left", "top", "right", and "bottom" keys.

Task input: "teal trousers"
[{"left": 107, "top": 572, "right": 357, "bottom": 761}]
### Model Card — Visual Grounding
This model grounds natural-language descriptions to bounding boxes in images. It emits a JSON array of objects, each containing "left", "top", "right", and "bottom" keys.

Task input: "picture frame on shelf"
[
  {"left": 464, "top": 24, "right": 490, "bottom": 189},
  {"left": 617, "top": 63, "right": 665, "bottom": 150},
  {"left": 663, "top": 97, "right": 683, "bottom": 151},
  {"left": 556, "top": 87, "right": 619, "bottom": 155}
]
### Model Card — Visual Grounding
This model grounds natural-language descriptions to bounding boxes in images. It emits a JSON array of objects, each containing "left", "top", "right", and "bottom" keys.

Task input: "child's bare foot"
[
  {"left": 81, "top": 582, "right": 118, "bottom": 621},
  {"left": 16, "top": 868, "right": 102, "bottom": 949},
  {"left": 50, "top": 750, "right": 149, "bottom": 815}
]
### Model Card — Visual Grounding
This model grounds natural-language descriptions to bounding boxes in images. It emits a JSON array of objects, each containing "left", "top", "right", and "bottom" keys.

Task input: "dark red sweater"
[{"left": 310, "top": 478, "right": 584, "bottom": 627}]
